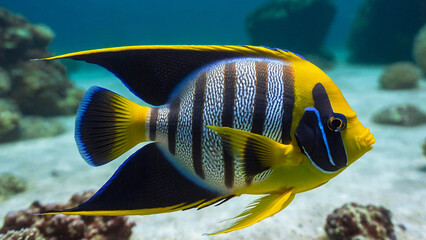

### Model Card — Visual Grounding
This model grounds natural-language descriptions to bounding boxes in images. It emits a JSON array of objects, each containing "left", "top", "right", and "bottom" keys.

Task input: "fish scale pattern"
[{"left": 149, "top": 58, "right": 292, "bottom": 191}]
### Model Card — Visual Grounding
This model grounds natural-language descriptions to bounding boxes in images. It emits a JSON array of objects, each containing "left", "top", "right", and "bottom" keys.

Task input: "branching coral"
[
  {"left": 0, "top": 191, "right": 136, "bottom": 240},
  {"left": 324, "top": 203, "right": 396, "bottom": 240}
]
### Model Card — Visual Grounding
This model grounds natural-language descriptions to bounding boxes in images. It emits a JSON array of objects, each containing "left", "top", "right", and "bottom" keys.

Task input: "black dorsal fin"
[
  {"left": 43, "top": 45, "right": 305, "bottom": 106},
  {"left": 43, "top": 143, "right": 228, "bottom": 215}
]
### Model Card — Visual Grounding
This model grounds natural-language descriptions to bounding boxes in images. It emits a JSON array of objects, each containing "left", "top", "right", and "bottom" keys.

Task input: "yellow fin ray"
[
  {"left": 208, "top": 189, "right": 295, "bottom": 235},
  {"left": 75, "top": 86, "right": 149, "bottom": 166},
  {"left": 207, "top": 126, "right": 297, "bottom": 178}
]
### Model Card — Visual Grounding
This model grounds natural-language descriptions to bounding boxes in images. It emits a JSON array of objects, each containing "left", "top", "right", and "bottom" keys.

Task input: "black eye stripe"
[{"left": 293, "top": 83, "right": 348, "bottom": 173}]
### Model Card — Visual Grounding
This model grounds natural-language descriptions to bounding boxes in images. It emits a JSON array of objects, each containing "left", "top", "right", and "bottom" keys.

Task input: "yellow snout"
[{"left": 342, "top": 118, "right": 375, "bottom": 165}]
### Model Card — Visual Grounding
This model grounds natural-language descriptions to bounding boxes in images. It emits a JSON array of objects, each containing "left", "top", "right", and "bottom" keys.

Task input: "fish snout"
[{"left": 363, "top": 130, "right": 375, "bottom": 150}]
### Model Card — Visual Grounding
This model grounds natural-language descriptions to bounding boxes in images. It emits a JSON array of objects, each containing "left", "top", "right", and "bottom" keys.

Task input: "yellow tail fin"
[{"left": 76, "top": 86, "right": 149, "bottom": 166}]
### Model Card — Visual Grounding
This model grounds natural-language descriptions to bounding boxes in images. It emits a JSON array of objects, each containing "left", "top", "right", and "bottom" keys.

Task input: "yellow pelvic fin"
[
  {"left": 208, "top": 188, "right": 295, "bottom": 235},
  {"left": 207, "top": 126, "right": 298, "bottom": 178}
]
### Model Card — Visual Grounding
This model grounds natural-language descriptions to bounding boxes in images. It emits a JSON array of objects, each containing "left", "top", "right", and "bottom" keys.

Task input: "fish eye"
[{"left": 327, "top": 113, "right": 347, "bottom": 132}]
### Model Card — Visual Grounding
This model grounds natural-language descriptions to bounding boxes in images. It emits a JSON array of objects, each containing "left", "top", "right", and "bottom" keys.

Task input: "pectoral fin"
[
  {"left": 207, "top": 126, "right": 297, "bottom": 179},
  {"left": 208, "top": 189, "right": 295, "bottom": 235}
]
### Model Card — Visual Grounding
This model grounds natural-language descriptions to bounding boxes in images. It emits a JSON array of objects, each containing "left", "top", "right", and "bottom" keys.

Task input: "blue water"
[{"left": 1, "top": 0, "right": 362, "bottom": 53}]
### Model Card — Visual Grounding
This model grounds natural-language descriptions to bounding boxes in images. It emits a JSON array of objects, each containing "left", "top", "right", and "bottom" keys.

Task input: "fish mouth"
[{"left": 364, "top": 131, "right": 375, "bottom": 150}]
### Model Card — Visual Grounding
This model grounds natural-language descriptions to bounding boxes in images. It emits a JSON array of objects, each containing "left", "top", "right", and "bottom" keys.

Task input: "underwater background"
[{"left": 0, "top": 0, "right": 425, "bottom": 239}]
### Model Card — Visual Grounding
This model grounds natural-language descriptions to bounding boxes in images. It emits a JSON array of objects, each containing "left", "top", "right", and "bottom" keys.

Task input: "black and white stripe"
[
  {"left": 222, "top": 62, "right": 237, "bottom": 188},
  {"left": 263, "top": 62, "right": 284, "bottom": 142},
  {"left": 175, "top": 81, "right": 196, "bottom": 170},
  {"left": 147, "top": 107, "right": 159, "bottom": 141},
  {"left": 202, "top": 63, "right": 226, "bottom": 187},
  {"left": 168, "top": 97, "right": 181, "bottom": 155},
  {"left": 156, "top": 107, "right": 170, "bottom": 145},
  {"left": 251, "top": 62, "right": 268, "bottom": 135},
  {"left": 147, "top": 58, "right": 296, "bottom": 190},
  {"left": 192, "top": 72, "right": 207, "bottom": 179},
  {"left": 281, "top": 65, "right": 295, "bottom": 144}
]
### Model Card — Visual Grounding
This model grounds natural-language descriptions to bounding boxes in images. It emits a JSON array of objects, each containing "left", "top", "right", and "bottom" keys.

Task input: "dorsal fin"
[{"left": 43, "top": 45, "right": 305, "bottom": 106}]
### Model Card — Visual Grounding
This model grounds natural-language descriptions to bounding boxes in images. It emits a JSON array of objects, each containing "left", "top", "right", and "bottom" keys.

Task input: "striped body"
[{"left": 146, "top": 58, "right": 295, "bottom": 191}]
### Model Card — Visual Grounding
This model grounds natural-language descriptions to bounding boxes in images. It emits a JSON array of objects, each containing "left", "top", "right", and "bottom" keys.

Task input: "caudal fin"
[{"left": 76, "top": 86, "right": 149, "bottom": 166}]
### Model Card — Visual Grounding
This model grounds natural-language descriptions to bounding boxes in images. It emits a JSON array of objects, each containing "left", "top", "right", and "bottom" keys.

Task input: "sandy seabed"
[{"left": 0, "top": 64, "right": 425, "bottom": 240}]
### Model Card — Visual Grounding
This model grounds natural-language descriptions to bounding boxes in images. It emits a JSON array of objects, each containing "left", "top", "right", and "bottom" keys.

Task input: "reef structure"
[
  {"left": 0, "top": 173, "right": 27, "bottom": 202},
  {"left": 0, "top": 7, "right": 84, "bottom": 142},
  {"left": 347, "top": 0, "right": 426, "bottom": 63},
  {"left": 372, "top": 104, "right": 426, "bottom": 127},
  {"left": 246, "top": 0, "right": 336, "bottom": 60},
  {"left": 0, "top": 191, "right": 136, "bottom": 240},
  {"left": 413, "top": 24, "right": 426, "bottom": 76},
  {"left": 324, "top": 203, "right": 396, "bottom": 240},
  {"left": 379, "top": 62, "right": 421, "bottom": 90}
]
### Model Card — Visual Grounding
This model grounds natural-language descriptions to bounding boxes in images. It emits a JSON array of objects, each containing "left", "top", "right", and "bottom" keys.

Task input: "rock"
[
  {"left": 324, "top": 203, "right": 396, "bottom": 240},
  {"left": 9, "top": 61, "right": 84, "bottom": 116},
  {"left": 373, "top": 104, "right": 426, "bottom": 126},
  {"left": 379, "top": 62, "right": 421, "bottom": 90},
  {"left": 423, "top": 139, "right": 426, "bottom": 157},
  {"left": 0, "top": 7, "right": 84, "bottom": 118},
  {"left": 347, "top": 0, "right": 426, "bottom": 63},
  {"left": 413, "top": 24, "right": 426, "bottom": 76},
  {"left": 246, "top": 0, "right": 336, "bottom": 57},
  {"left": 0, "top": 191, "right": 136, "bottom": 240},
  {"left": 30, "top": 24, "right": 54, "bottom": 48},
  {"left": 56, "top": 88, "right": 85, "bottom": 115},
  {"left": 0, "top": 67, "right": 11, "bottom": 97},
  {"left": 0, "top": 173, "right": 27, "bottom": 202},
  {"left": 0, "top": 99, "right": 20, "bottom": 142},
  {"left": 18, "top": 116, "right": 66, "bottom": 140},
  {"left": 0, "top": 99, "right": 67, "bottom": 142}
]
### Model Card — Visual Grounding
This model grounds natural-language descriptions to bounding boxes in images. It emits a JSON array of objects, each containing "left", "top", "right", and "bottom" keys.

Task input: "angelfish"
[{"left": 41, "top": 45, "right": 375, "bottom": 235}]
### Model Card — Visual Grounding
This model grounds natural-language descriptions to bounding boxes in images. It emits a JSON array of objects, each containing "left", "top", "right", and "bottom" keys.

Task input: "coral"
[
  {"left": 0, "top": 99, "right": 66, "bottom": 142},
  {"left": 0, "top": 173, "right": 27, "bottom": 202},
  {"left": 0, "top": 67, "right": 11, "bottom": 97},
  {"left": 9, "top": 60, "right": 81, "bottom": 116},
  {"left": 372, "top": 104, "right": 426, "bottom": 126},
  {"left": 246, "top": 0, "right": 336, "bottom": 57},
  {"left": 347, "top": 0, "right": 426, "bottom": 63},
  {"left": 413, "top": 24, "right": 426, "bottom": 76},
  {"left": 379, "top": 62, "right": 420, "bottom": 90},
  {"left": 0, "top": 7, "right": 84, "bottom": 117},
  {"left": 423, "top": 139, "right": 426, "bottom": 157},
  {"left": 0, "top": 99, "right": 20, "bottom": 142},
  {"left": 0, "top": 7, "right": 85, "bottom": 142},
  {"left": 0, "top": 191, "right": 136, "bottom": 240},
  {"left": 324, "top": 203, "right": 396, "bottom": 240},
  {"left": 0, "top": 227, "right": 41, "bottom": 240}
]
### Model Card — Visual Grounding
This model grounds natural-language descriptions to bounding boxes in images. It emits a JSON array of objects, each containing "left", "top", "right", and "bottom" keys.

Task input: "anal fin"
[
  {"left": 43, "top": 143, "right": 227, "bottom": 216},
  {"left": 208, "top": 188, "right": 295, "bottom": 235}
]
